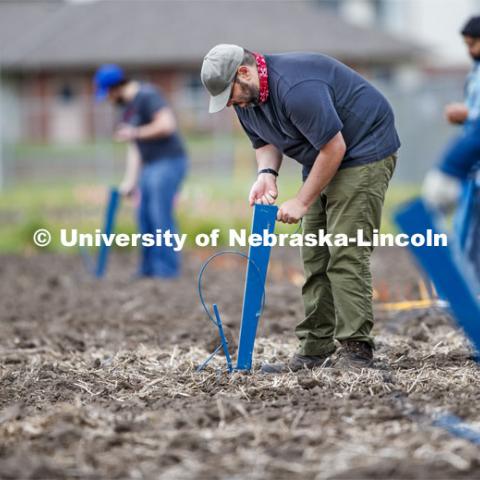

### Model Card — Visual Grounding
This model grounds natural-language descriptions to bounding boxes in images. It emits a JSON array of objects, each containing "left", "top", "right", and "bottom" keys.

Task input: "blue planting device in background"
[
  {"left": 80, "top": 187, "right": 121, "bottom": 278},
  {"left": 236, "top": 203, "right": 278, "bottom": 370},
  {"left": 394, "top": 198, "right": 480, "bottom": 355},
  {"left": 95, "top": 187, "right": 121, "bottom": 278}
]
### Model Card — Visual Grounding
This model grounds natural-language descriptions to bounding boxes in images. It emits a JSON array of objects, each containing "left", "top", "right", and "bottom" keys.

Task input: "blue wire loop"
[
  {"left": 197, "top": 250, "right": 266, "bottom": 326},
  {"left": 196, "top": 250, "right": 267, "bottom": 372}
]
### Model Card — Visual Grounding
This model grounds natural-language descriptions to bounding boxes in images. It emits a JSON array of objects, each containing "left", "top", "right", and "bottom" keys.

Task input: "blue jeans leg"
[
  {"left": 138, "top": 182, "right": 154, "bottom": 276},
  {"left": 467, "top": 187, "right": 480, "bottom": 282},
  {"left": 138, "top": 157, "right": 187, "bottom": 278}
]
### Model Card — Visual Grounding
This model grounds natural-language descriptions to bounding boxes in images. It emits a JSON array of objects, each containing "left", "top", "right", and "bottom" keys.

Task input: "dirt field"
[{"left": 1, "top": 246, "right": 479, "bottom": 479}]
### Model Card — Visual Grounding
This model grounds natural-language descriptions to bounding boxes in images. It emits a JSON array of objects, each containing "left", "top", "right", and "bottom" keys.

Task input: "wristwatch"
[{"left": 257, "top": 168, "right": 278, "bottom": 177}]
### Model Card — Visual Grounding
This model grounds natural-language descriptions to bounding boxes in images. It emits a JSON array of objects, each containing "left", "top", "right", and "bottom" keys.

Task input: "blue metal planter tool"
[
  {"left": 236, "top": 203, "right": 278, "bottom": 370},
  {"left": 95, "top": 187, "right": 121, "bottom": 278},
  {"left": 394, "top": 198, "right": 480, "bottom": 354}
]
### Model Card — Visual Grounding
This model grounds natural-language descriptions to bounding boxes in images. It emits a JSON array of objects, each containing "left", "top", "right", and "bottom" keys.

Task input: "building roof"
[{"left": 0, "top": 0, "right": 422, "bottom": 71}]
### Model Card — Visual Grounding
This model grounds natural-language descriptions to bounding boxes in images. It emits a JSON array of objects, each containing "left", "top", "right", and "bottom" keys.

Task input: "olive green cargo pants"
[{"left": 296, "top": 154, "right": 397, "bottom": 356}]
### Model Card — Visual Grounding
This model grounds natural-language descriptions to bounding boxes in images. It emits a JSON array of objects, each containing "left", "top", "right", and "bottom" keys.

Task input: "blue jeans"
[
  {"left": 138, "top": 156, "right": 187, "bottom": 278},
  {"left": 467, "top": 179, "right": 480, "bottom": 282}
]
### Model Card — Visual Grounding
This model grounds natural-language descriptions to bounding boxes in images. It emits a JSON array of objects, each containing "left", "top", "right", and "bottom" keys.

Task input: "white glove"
[{"left": 422, "top": 169, "right": 461, "bottom": 212}]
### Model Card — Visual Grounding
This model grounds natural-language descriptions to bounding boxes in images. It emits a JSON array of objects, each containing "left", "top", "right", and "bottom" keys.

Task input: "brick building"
[{"left": 0, "top": 0, "right": 421, "bottom": 144}]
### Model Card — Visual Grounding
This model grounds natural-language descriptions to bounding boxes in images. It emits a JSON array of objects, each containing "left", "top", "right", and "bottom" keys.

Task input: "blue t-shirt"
[
  {"left": 235, "top": 53, "right": 400, "bottom": 179},
  {"left": 465, "top": 61, "right": 480, "bottom": 130},
  {"left": 122, "top": 83, "right": 186, "bottom": 163}
]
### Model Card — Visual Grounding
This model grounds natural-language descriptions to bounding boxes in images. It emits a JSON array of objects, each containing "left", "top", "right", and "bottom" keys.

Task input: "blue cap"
[{"left": 93, "top": 64, "right": 126, "bottom": 101}]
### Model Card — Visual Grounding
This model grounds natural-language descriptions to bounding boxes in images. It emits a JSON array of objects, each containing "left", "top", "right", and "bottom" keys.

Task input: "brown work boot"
[
  {"left": 260, "top": 352, "right": 333, "bottom": 374},
  {"left": 335, "top": 340, "right": 374, "bottom": 369}
]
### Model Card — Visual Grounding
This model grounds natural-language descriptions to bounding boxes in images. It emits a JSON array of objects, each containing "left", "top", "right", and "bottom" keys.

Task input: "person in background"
[
  {"left": 444, "top": 16, "right": 480, "bottom": 131},
  {"left": 423, "top": 16, "right": 480, "bottom": 277},
  {"left": 94, "top": 64, "right": 188, "bottom": 278}
]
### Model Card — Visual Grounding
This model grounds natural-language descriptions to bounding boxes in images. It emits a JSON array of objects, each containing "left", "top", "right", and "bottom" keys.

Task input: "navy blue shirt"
[
  {"left": 122, "top": 83, "right": 186, "bottom": 163},
  {"left": 235, "top": 53, "right": 400, "bottom": 179}
]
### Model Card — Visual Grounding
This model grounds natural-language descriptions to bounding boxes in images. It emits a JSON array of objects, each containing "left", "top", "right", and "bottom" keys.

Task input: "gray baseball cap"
[{"left": 201, "top": 44, "right": 244, "bottom": 113}]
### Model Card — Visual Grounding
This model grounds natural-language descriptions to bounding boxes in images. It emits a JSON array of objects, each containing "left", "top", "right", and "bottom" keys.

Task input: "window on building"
[
  {"left": 177, "top": 72, "right": 211, "bottom": 130},
  {"left": 182, "top": 72, "right": 207, "bottom": 110},
  {"left": 57, "top": 83, "right": 76, "bottom": 104}
]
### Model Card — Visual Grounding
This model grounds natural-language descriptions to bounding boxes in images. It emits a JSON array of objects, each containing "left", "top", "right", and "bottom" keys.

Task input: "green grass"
[
  {"left": 0, "top": 170, "right": 420, "bottom": 253},
  {"left": 11, "top": 133, "right": 250, "bottom": 160}
]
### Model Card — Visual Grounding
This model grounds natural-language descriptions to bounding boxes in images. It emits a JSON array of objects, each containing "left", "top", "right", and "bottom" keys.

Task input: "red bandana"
[{"left": 254, "top": 52, "right": 269, "bottom": 104}]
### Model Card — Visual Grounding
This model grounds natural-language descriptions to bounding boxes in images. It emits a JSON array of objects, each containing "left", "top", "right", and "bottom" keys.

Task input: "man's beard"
[
  {"left": 115, "top": 97, "right": 127, "bottom": 107},
  {"left": 236, "top": 79, "right": 260, "bottom": 108},
  {"left": 471, "top": 53, "right": 480, "bottom": 61}
]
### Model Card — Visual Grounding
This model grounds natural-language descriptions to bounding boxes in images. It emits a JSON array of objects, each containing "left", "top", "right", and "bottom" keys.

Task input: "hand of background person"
[
  {"left": 277, "top": 198, "right": 308, "bottom": 224},
  {"left": 118, "top": 180, "right": 137, "bottom": 197},
  {"left": 444, "top": 103, "right": 469, "bottom": 125},
  {"left": 114, "top": 124, "right": 138, "bottom": 142},
  {"left": 422, "top": 169, "right": 461, "bottom": 212},
  {"left": 249, "top": 173, "right": 278, "bottom": 206}
]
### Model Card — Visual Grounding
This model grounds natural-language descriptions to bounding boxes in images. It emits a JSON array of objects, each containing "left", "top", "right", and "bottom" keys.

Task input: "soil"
[{"left": 0, "top": 246, "right": 479, "bottom": 479}]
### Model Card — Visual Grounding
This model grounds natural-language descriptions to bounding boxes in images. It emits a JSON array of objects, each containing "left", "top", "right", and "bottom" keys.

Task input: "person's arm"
[
  {"left": 249, "top": 144, "right": 283, "bottom": 206},
  {"left": 136, "top": 108, "right": 177, "bottom": 139},
  {"left": 234, "top": 112, "right": 282, "bottom": 206},
  {"left": 422, "top": 127, "right": 480, "bottom": 211},
  {"left": 115, "top": 108, "right": 177, "bottom": 142},
  {"left": 277, "top": 132, "right": 346, "bottom": 223},
  {"left": 119, "top": 142, "right": 141, "bottom": 196}
]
